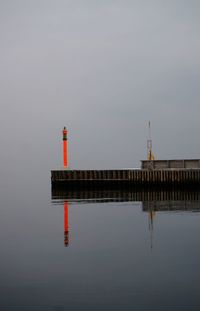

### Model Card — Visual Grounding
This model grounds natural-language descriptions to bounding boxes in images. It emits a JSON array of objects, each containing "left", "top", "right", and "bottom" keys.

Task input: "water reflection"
[
  {"left": 64, "top": 201, "right": 69, "bottom": 247},
  {"left": 52, "top": 189, "right": 200, "bottom": 247},
  {"left": 52, "top": 188, "right": 200, "bottom": 204},
  {"left": 147, "top": 203, "right": 155, "bottom": 250}
]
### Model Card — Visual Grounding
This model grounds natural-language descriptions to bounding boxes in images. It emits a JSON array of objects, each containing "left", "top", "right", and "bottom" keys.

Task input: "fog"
[
  {"left": 0, "top": 0, "right": 200, "bottom": 182},
  {"left": 1, "top": 3, "right": 200, "bottom": 310}
]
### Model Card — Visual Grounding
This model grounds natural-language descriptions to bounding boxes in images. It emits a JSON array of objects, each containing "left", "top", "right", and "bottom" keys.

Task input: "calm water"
[{"left": 1, "top": 181, "right": 200, "bottom": 310}]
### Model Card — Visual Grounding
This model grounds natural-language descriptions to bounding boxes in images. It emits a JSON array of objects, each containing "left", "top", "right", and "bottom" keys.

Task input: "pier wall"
[{"left": 51, "top": 169, "right": 200, "bottom": 188}]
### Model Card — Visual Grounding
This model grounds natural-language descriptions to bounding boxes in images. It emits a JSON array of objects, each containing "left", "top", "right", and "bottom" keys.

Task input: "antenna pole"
[{"left": 147, "top": 121, "right": 155, "bottom": 161}]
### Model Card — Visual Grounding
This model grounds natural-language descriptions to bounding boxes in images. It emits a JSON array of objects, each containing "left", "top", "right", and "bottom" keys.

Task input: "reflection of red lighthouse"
[
  {"left": 64, "top": 201, "right": 69, "bottom": 247},
  {"left": 63, "top": 127, "right": 68, "bottom": 168}
]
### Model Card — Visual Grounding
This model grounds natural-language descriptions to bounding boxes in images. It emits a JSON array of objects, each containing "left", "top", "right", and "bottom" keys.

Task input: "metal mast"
[{"left": 147, "top": 121, "right": 155, "bottom": 161}]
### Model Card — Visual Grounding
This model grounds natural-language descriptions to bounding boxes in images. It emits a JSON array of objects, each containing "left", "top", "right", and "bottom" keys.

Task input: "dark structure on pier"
[
  {"left": 141, "top": 159, "right": 200, "bottom": 170},
  {"left": 51, "top": 166, "right": 200, "bottom": 189}
]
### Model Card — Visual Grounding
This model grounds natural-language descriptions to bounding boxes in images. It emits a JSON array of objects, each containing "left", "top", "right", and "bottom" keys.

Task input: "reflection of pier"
[
  {"left": 142, "top": 200, "right": 200, "bottom": 212},
  {"left": 52, "top": 188, "right": 200, "bottom": 207},
  {"left": 52, "top": 189, "right": 200, "bottom": 247}
]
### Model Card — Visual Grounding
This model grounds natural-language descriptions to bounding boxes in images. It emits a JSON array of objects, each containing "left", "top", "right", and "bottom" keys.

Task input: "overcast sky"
[{"left": 0, "top": 0, "right": 200, "bottom": 181}]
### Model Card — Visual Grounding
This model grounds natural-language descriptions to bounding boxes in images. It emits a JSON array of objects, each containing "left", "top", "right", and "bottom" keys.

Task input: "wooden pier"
[{"left": 51, "top": 168, "right": 200, "bottom": 189}]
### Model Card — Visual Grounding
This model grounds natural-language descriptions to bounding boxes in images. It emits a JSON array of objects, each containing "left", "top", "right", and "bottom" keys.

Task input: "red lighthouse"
[{"left": 63, "top": 127, "right": 68, "bottom": 168}]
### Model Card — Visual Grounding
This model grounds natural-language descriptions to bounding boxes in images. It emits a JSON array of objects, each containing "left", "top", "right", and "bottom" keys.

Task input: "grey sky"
[{"left": 0, "top": 0, "right": 200, "bottom": 178}]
